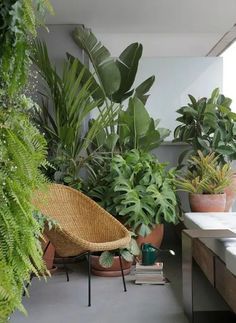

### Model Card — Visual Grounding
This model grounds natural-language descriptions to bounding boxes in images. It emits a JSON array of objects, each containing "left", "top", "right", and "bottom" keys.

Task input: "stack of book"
[{"left": 135, "top": 262, "right": 166, "bottom": 285}]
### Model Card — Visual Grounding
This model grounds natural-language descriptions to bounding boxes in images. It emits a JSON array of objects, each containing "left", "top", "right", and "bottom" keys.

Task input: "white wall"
[
  {"left": 95, "top": 32, "right": 220, "bottom": 57},
  {"left": 134, "top": 57, "right": 223, "bottom": 139}
]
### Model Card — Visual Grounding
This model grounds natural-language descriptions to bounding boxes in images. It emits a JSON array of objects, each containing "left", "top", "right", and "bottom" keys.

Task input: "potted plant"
[
  {"left": 33, "top": 211, "right": 58, "bottom": 274},
  {"left": 173, "top": 88, "right": 236, "bottom": 210},
  {"left": 175, "top": 151, "right": 232, "bottom": 212},
  {"left": 85, "top": 149, "right": 179, "bottom": 247},
  {"left": 90, "top": 234, "right": 140, "bottom": 277}
]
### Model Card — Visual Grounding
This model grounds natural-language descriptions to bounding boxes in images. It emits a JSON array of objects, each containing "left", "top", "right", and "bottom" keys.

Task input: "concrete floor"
[
  {"left": 10, "top": 240, "right": 234, "bottom": 323},
  {"left": 11, "top": 245, "right": 189, "bottom": 323}
]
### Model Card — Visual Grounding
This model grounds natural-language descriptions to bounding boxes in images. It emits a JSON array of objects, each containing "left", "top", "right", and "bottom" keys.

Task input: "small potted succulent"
[{"left": 175, "top": 151, "right": 232, "bottom": 212}]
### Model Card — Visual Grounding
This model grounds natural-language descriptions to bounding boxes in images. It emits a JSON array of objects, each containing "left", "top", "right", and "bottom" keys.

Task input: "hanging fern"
[
  {"left": 0, "top": 1, "right": 53, "bottom": 321},
  {"left": 0, "top": 0, "right": 54, "bottom": 95},
  {"left": 0, "top": 94, "right": 48, "bottom": 322}
]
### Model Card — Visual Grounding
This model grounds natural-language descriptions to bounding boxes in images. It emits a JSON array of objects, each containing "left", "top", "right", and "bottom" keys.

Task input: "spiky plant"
[
  {"left": 32, "top": 40, "right": 121, "bottom": 188},
  {"left": 175, "top": 151, "right": 232, "bottom": 194}
]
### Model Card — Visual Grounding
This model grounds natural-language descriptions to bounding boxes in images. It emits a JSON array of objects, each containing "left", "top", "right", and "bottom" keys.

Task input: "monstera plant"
[
  {"left": 173, "top": 88, "right": 236, "bottom": 165},
  {"left": 85, "top": 149, "right": 179, "bottom": 237}
]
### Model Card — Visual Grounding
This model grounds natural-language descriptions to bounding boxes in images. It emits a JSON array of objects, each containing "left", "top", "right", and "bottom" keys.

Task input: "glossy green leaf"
[
  {"left": 112, "top": 43, "right": 143, "bottom": 103},
  {"left": 135, "top": 76, "right": 155, "bottom": 104},
  {"left": 72, "top": 26, "right": 121, "bottom": 96}
]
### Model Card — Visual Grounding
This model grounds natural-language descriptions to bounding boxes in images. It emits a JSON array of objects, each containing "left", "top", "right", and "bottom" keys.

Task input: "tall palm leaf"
[{"left": 32, "top": 40, "right": 120, "bottom": 186}]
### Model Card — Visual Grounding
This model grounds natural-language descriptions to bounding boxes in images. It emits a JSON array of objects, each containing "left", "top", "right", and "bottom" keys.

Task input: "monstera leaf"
[{"left": 147, "top": 183, "right": 177, "bottom": 223}]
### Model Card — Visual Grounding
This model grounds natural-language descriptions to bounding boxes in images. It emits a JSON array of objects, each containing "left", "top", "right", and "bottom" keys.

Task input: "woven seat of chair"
[{"left": 33, "top": 184, "right": 131, "bottom": 257}]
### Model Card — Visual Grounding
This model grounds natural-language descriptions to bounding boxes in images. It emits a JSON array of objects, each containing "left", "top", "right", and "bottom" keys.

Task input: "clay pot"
[
  {"left": 41, "top": 235, "right": 56, "bottom": 272},
  {"left": 136, "top": 224, "right": 164, "bottom": 248},
  {"left": 91, "top": 255, "right": 132, "bottom": 277},
  {"left": 225, "top": 173, "right": 236, "bottom": 211},
  {"left": 189, "top": 193, "right": 226, "bottom": 212}
]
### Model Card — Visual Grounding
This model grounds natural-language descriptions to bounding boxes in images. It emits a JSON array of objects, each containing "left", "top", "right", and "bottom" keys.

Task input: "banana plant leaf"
[
  {"left": 112, "top": 42, "right": 143, "bottom": 103},
  {"left": 72, "top": 26, "right": 121, "bottom": 97},
  {"left": 134, "top": 76, "right": 155, "bottom": 104}
]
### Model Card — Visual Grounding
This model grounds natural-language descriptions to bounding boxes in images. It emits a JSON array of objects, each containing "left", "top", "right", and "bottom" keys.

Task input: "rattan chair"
[{"left": 33, "top": 184, "right": 131, "bottom": 306}]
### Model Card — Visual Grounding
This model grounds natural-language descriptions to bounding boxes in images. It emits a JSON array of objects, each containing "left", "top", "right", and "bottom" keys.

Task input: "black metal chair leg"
[
  {"left": 87, "top": 251, "right": 91, "bottom": 306},
  {"left": 119, "top": 253, "right": 127, "bottom": 292},
  {"left": 64, "top": 263, "right": 69, "bottom": 282}
]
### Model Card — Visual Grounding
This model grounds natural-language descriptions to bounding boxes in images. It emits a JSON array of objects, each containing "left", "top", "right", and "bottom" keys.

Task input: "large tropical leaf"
[
  {"left": 72, "top": 26, "right": 121, "bottom": 97},
  {"left": 134, "top": 76, "right": 155, "bottom": 104},
  {"left": 112, "top": 43, "right": 143, "bottom": 103},
  {"left": 32, "top": 39, "right": 121, "bottom": 186},
  {"left": 127, "top": 96, "right": 151, "bottom": 148},
  {"left": 66, "top": 52, "right": 105, "bottom": 105}
]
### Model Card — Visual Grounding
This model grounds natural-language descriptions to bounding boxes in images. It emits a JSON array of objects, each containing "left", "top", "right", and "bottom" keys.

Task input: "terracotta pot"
[
  {"left": 189, "top": 193, "right": 226, "bottom": 212},
  {"left": 41, "top": 235, "right": 55, "bottom": 271},
  {"left": 136, "top": 224, "right": 164, "bottom": 248},
  {"left": 91, "top": 255, "right": 132, "bottom": 277},
  {"left": 225, "top": 173, "right": 236, "bottom": 211}
]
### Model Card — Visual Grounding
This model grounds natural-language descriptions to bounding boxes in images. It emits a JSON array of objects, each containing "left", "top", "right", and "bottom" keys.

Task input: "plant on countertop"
[
  {"left": 175, "top": 151, "right": 232, "bottom": 194},
  {"left": 173, "top": 88, "right": 236, "bottom": 165},
  {"left": 85, "top": 149, "right": 179, "bottom": 237},
  {"left": 0, "top": 1, "right": 53, "bottom": 321}
]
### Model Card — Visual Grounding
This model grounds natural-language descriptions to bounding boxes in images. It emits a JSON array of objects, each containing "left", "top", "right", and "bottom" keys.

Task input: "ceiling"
[{"left": 48, "top": 0, "right": 236, "bottom": 34}]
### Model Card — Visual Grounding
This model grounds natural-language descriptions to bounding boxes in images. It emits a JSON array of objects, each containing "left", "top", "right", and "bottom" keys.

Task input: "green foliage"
[
  {"left": 85, "top": 149, "right": 179, "bottom": 237},
  {"left": 0, "top": 2, "right": 53, "bottom": 320},
  {"left": 0, "top": 0, "right": 54, "bottom": 96},
  {"left": 99, "top": 234, "right": 140, "bottom": 268},
  {"left": 69, "top": 26, "right": 162, "bottom": 152},
  {"left": 117, "top": 97, "right": 170, "bottom": 152},
  {"left": 175, "top": 151, "right": 232, "bottom": 194},
  {"left": 33, "top": 210, "right": 58, "bottom": 232},
  {"left": 0, "top": 93, "right": 48, "bottom": 322},
  {"left": 32, "top": 40, "right": 121, "bottom": 188},
  {"left": 71, "top": 26, "right": 155, "bottom": 104},
  {"left": 173, "top": 88, "right": 236, "bottom": 165}
]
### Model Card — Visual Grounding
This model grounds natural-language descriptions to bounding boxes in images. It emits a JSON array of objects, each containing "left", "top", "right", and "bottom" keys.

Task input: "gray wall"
[{"left": 38, "top": 24, "right": 87, "bottom": 69}]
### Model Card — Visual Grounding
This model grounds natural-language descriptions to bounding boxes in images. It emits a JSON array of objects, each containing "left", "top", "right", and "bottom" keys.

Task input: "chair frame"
[{"left": 60, "top": 248, "right": 127, "bottom": 307}]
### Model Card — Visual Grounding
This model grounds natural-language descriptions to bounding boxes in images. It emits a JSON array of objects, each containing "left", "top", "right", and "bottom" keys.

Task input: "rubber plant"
[
  {"left": 32, "top": 40, "right": 121, "bottom": 189},
  {"left": 173, "top": 88, "right": 236, "bottom": 165},
  {"left": 0, "top": 1, "right": 53, "bottom": 321}
]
